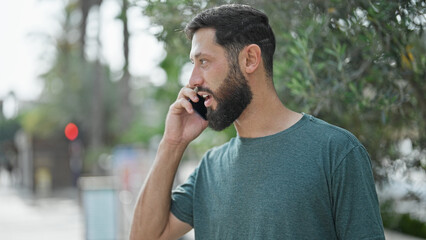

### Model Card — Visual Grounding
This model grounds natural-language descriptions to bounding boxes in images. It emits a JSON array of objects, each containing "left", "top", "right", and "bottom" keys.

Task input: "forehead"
[{"left": 190, "top": 28, "right": 225, "bottom": 59}]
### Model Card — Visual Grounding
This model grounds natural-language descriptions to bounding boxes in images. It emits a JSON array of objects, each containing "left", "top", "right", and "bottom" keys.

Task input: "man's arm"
[
  {"left": 130, "top": 141, "right": 192, "bottom": 240},
  {"left": 130, "top": 87, "right": 207, "bottom": 240}
]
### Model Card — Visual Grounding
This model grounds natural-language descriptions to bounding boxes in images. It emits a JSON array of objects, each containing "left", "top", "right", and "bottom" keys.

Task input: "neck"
[{"left": 233, "top": 81, "right": 302, "bottom": 138}]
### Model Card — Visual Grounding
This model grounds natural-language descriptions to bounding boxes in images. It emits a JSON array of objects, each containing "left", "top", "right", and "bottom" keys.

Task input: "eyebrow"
[{"left": 189, "top": 52, "right": 212, "bottom": 62}]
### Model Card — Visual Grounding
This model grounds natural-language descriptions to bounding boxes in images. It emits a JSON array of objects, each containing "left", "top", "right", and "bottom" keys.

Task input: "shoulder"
[
  {"left": 304, "top": 114, "right": 362, "bottom": 149},
  {"left": 307, "top": 115, "right": 358, "bottom": 142},
  {"left": 302, "top": 115, "right": 369, "bottom": 171}
]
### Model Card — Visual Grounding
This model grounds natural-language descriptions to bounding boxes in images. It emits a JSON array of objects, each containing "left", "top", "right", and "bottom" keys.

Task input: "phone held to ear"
[{"left": 189, "top": 94, "right": 207, "bottom": 120}]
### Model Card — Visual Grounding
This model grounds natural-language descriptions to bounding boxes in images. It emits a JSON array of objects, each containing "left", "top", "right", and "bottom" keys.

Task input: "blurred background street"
[
  {"left": 0, "top": 160, "right": 197, "bottom": 240},
  {"left": 0, "top": 169, "right": 83, "bottom": 240}
]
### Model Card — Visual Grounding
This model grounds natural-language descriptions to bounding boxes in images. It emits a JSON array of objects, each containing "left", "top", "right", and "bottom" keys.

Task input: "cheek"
[{"left": 207, "top": 62, "right": 229, "bottom": 90}]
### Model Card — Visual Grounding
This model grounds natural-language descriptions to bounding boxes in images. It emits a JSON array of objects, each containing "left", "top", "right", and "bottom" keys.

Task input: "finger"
[
  {"left": 175, "top": 98, "right": 194, "bottom": 114},
  {"left": 178, "top": 87, "right": 199, "bottom": 102}
]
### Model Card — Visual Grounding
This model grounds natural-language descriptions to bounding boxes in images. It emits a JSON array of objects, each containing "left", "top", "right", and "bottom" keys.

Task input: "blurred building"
[
  {"left": 0, "top": 97, "right": 75, "bottom": 194},
  {"left": 14, "top": 130, "right": 74, "bottom": 193}
]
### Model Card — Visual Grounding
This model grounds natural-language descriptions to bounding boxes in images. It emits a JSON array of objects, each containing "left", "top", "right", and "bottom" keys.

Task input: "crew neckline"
[{"left": 235, "top": 113, "right": 311, "bottom": 145}]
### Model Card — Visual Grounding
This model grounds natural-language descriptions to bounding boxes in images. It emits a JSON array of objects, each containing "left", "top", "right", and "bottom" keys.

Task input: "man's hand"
[
  {"left": 163, "top": 86, "right": 208, "bottom": 147},
  {"left": 130, "top": 86, "right": 205, "bottom": 240}
]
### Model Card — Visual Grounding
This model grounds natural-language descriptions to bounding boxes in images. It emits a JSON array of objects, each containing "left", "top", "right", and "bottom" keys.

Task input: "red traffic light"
[{"left": 65, "top": 123, "right": 79, "bottom": 141}]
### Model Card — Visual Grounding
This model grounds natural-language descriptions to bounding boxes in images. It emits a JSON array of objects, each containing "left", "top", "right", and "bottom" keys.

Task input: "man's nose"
[{"left": 188, "top": 66, "right": 203, "bottom": 88}]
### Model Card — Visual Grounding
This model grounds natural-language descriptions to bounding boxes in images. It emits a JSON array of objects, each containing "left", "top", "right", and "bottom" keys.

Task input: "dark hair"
[{"left": 185, "top": 4, "right": 276, "bottom": 78}]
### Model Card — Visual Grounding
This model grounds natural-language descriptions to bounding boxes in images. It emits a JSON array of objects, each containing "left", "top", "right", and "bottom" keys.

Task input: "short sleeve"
[
  {"left": 332, "top": 146, "right": 385, "bottom": 240},
  {"left": 170, "top": 167, "right": 198, "bottom": 227}
]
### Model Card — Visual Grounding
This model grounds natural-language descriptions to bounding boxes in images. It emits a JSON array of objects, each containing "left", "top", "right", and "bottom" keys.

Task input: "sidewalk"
[{"left": 0, "top": 173, "right": 84, "bottom": 240}]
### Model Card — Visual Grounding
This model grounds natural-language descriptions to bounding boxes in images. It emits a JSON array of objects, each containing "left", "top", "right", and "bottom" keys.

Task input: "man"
[{"left": 130, "top": 4, "right": 385, "bottom": 240}]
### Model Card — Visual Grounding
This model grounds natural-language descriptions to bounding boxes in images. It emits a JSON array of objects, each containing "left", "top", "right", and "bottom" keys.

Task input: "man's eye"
[{"left": 200, "top": 59, "right": 207, "bottom": 65}]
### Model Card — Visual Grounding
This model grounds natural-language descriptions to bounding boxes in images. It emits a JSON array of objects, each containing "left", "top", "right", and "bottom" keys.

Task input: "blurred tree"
[
  {"left": 89, "top": 0, "right": 107, "bottom": 151},
  {"left": 79, "top": 0, "right": 102, "bottom": 59},
  {"left": 117, "top": 0, "right": 134, "bottom": 134},
  {"left": 78, "top": 0, "right": 108, "bottom": 151},
  {"left": 21, "top": 0, "right": 119, "bottom": 171},
  {"left": 138, "top": 0, "right": 425, "bottom": 173},
  {"left": 262, "top": 0, "right": 426, "bottom": 174},
  {"left": 138, "top": 1, "right": 426, "bottom": 233}
]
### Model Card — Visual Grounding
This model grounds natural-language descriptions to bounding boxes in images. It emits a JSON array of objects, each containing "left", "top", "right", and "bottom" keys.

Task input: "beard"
[{"left": 199, "top": 62, "right": 253, "bottom": 131}]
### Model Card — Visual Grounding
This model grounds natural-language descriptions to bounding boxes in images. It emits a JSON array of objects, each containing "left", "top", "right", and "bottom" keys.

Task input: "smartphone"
[{"left": 189, "top": 94, "right": 207, "bottom": 120}]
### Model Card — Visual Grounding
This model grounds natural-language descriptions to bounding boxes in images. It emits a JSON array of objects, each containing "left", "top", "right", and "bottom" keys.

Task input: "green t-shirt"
[{"left": 171, "top": 114, "right": 385, "bottom": 239}]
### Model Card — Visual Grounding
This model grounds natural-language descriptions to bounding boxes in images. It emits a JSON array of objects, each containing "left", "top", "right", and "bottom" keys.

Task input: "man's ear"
[{"left": 242, "top": 44, "right": 261, "bottom": 74}]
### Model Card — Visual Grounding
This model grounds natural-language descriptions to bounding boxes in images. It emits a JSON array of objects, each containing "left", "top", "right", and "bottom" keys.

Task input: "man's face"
[
  {"left": 189, "top": 28, "right": 252, "bottom": 131},
  {"left": 199, "top": 62, "right": 252, "bottom": 131}
]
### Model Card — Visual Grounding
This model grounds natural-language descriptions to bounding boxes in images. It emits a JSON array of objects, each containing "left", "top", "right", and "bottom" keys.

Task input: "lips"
[{"left": 199, "top": 92, "right": 213, "bottom": 107}]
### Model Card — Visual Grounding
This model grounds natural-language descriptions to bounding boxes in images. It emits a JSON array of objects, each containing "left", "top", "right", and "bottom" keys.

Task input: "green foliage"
[
  {"left": 400, "top": 214, "right": 426, "bottom": 238},
  {"left": 21, "top": 106, "right": 61, "bottom": 138},
  {"left": 381, "top": 200, "right": 401, "bottom": 229},
  {"left": 400, "top": 213, "right": 426, "bottom": 238},
  {"left": 119, "top": 116, "right": 165, "bottom": 144},
  {"left": 381, "top": 200, "right": 426, "bottom": 238},
  {"left": 141, "top": 0, "right": 425, "bottom": 170}
]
